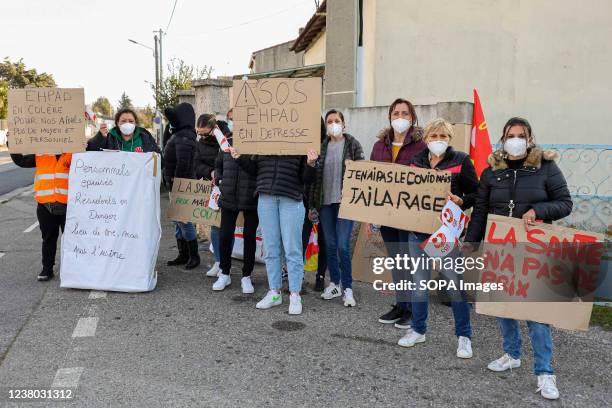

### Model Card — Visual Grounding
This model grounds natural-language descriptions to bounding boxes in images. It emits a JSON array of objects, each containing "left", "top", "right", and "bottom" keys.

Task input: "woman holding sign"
[
  {"left": 370, "top": 98, "right": 425, "bottom": 329},
  {"left": 194, "top": 114, "right": 224, "bottom": 276},
  {"left": 398, "top": 118, "right": 478, "bottom": 358},
  {"left": 231, "top": 148, "right": 319, "bottom": 315},
  {"left": 308, "top": 109, "right": 365, "bottom": 306},
  {"left": 163, "top": 103, "right": 200, "bottom": 270},
  {"left": 87, "top": 108, "right": 161, "bottom": 154},
  {"left": 212, "top": 124, "right": 259, "bottom": 293},
  {"left": 463, "top": 117, "right": 572, "bottom": 400}
]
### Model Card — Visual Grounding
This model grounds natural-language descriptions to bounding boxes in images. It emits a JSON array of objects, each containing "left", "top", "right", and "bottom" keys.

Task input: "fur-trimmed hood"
[
  {"left": 487, "top": 147, "right": 559, "bottom": 171},
  {"left": 376, "top": 126, "right": 423, "bottom": 143}
]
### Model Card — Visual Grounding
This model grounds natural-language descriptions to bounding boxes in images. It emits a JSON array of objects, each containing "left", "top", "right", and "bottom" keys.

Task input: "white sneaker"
[
  {"left": 321, "top": 283, "right": 342, "bottom": 300},
  {"left": 456, "top": 336, "right": 473, "bottom": 359},
  {"left": 212, "top": 274, "right": 231, "bottom": 291},
  {"left": 206, "top": 262, "right": 221, "bottom": 277},
  {"left": 398, "top": 330, "right": 426, "bottom": 348},
  {"left": 343, "top": 288, "right": 356, "bottom": 307},
  {"left": 289, "top": 293, "right": 303, "bottom": 315},
  {"left": 536, "top": 374, "right": 559, "bottom": 400},
  {"left": 256, "top": 290, "right": 282, "bottom": 309},
  {"left": 487, "top": 353, "right": 521, "bottom": 372},
  {"left": 241, "top": 276, "right": 254, "bottom": 294}
]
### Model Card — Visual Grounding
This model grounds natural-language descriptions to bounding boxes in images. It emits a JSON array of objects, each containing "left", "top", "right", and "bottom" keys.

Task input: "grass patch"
[{"left": 590, "top": 305, "right": 612, "bottom": 331}]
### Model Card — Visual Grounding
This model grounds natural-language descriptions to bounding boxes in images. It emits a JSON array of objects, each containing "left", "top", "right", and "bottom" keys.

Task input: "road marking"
[
  {"left": 88, "top": 290, "right": 107, "bottom": 299},
  {"left": 0, "top": 252, "right": 4, "bottom": 259},
  {"left": 52, "top": 367, "right": 84, "bottom": 388},
  {"left": 23, "top": 221, "right": 39, "bottom": 233},
  {"left": 72, "top": 317, "right": 98, "bottom": 338}
]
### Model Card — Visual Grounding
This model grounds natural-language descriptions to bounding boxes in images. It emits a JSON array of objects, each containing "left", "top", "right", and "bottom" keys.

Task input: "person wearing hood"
[
  {"left": 462, "top": 117, "right": 572, "bottom": 401},
  {"left": 395, "top": 118, "right": 478, "bottom": 358},
  {"left": 87, "top": 108, "right": 161, "bottom": 153},
  {"left": 370, "top": 98, "right": 426, "bottom": 330},
  {"left": 308, "top": 109, "right": 364, "bottom": 306},
  {"left": 163, "top": 103, "right": 200, "bottom": 270}
]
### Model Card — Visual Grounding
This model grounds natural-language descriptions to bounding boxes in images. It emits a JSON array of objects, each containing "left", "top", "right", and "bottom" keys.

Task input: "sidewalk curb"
[{"left": 0, "top": 184, "right": 34, "bottom": 204}]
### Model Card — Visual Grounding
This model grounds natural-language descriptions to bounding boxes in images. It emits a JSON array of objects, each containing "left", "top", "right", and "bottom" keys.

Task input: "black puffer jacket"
[
  {"left": 236, "top": 155, "right": 316, "bottom": 202},
  {"left": 215, "top": 138, "right": 258, "bottom": 211},
  {"left": 163, "top": 103, "right": 197, "bottom": 182},
  {"left": 410, "top": 146, "right": 478, "bottom": 210},
  {"left": 86, "top": 127, "right": 161, "bottom": 153},
  {"left": 194, "top": 135, "right": 219, "bottom": 180},
  {"left": 465, "top": 147, "right": 573, "bottom": 242}
]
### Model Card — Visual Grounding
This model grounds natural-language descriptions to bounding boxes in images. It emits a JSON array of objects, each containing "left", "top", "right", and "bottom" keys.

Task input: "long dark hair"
[{"left": 500, "top": 117, "right": 535, "bottom": 146}]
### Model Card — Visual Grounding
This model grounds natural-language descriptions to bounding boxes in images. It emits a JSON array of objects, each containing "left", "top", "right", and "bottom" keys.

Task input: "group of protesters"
[{"left": 10, "top": 95, "right": 573, "bottom": 401}]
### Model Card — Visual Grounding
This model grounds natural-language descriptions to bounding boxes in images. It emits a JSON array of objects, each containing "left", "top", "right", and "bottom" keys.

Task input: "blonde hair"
[{"left": 423, "top": 118, "right": 454, "bottom": 142}]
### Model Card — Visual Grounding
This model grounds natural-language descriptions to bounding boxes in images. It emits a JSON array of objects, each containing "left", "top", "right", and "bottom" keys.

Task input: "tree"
[
  {"left": 136, "top": 105, "right": 155, "bottom": 130},
  {"left": 0, "top": 58, "right": 56, "bottom": 119},
  {"left": 117, "top": 92, "right": 133, "bottom": 111},
  {"left": 92, "top": 96, "right": 113, "bottom": 117},
  {"left": 153, "top": 58, "right": 213, "bottom": 113}
]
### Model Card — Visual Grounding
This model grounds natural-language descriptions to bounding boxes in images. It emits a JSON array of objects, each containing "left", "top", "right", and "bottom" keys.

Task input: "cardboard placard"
[
  {"left": 475, "top": 215, "right": 605, "bottom": 331},
  {"left": 167, "top": 178, "right": 221, "bottom": 227},
  {"left": 232, "top": 78, "right": 321, "bottom": 155},
  {"left": 351, "top": 223, "right": 392, "bottom": 284},
  {"left": 8, "top": 88, "right": 86, "bottom": 154},
  {"left": 338, "top": 160, "right": 451, "bottom": 234}
]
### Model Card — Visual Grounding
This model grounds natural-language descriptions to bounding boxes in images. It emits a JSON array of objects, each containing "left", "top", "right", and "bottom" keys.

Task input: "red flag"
[{"left": 470, "top": 89, "right": 493, "bottom": 177}]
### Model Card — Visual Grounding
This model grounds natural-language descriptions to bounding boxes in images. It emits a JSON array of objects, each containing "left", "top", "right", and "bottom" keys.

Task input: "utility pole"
[
  {"left": 154, "top": 34, "right": 160, "bottom": 111},
  {"left": 155, "top": 28, "right": 164, "bottom": 86}
]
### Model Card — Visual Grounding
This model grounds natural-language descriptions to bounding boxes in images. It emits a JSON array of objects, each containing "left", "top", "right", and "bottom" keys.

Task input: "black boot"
[
  {"left": 184, "top": 239, "right": 201, "bottom": 270},
  {"left": 37, "top": 269, "right": 54, "bottom": 281},
  {"left": 167, "top": 238, "right": 189, "bottom": 266}
]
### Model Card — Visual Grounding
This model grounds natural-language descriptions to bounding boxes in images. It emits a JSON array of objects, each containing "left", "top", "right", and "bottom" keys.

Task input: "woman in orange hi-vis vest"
[{"left": 9, "top": 134, "right": 72, "bottom": 281}]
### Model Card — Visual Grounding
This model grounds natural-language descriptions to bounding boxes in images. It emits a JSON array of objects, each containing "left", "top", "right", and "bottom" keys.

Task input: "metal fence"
[{"left": 540, "top": 144, "right": 611, "bottom": 236}]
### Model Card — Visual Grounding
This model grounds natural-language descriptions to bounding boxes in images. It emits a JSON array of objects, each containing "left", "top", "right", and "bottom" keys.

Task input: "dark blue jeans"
[
  {"left": 408, "top": 232, "right": 472, "bottom": 338},
  {"left": 319, "top": 203, "right": 354, "bottom": 289},
  {"left": 498, "top": 318, "right": 554, "bottom": 375}
]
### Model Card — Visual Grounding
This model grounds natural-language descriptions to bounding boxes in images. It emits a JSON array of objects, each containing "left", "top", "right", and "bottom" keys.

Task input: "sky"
[{"left": 0, "top": 0, "right": 317, "bottom": 108}]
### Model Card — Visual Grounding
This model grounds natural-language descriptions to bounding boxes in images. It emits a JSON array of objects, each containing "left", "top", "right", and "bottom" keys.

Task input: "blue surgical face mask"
[{"left": 227, "top": 120, "right": 233, "bottom": 132}]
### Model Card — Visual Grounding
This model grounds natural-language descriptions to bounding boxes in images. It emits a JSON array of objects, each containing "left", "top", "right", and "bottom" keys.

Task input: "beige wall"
[
  {"left": 304, "top": 31, "right": 327, "bottom": 66},
  {"left": 252, "top": 41, "right": 304, "bottom": 74},
  {"left": 360, "top": 0, "right": 612, "bottom": 144}
]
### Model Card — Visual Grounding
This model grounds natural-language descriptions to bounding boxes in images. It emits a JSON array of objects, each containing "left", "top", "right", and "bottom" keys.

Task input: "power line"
[
  {"left": 165, "top": 0, "right": 179, "bottom": 33},
  {"left": 174, "top": 0, "right": 311, "bottom": 37}
]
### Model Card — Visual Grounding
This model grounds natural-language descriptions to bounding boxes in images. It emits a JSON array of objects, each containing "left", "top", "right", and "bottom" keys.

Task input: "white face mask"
[
  {"left": 327, "top": 123, "right": 343, "bottom": 137},
  {"left": 119, "top": 122, "right": 136, "bottom": 135},
  {"left": 391, "top": 118, "right": 411, "bottom": 133},
  {"left": 227, "top": 120, "right": 233, "bottom": 132},
  {"left": 504, "top": 137, "right": 527, "bottom": 156},
  {"left": 427, "top": 140, "right": 448, "bottom": 157}
]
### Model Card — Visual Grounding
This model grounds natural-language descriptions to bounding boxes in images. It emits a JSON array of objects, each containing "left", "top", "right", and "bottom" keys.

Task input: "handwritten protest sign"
[
  {"left": 339, "top": 161, "right": 451, "bottom": 234},
  {"left": 167, "top": 178, "right": 221, "bottom": 227},
  {"left": 60, "top": 151, "right": 161, "bottom": 292},
  {"left": 423, "top": 201, "right": 469, "bottom": 258},
  {"left": 232, "top": 78, "right": 321, "bottom": 155},
  {"left": 8, "top": 88, "right": 85, "bottom": 154},
  {"left": 475, "top": 215, "right": 605, "bottom": 331}
]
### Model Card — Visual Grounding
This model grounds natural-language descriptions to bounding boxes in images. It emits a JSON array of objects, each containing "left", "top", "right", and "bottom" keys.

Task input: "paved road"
[
  {"left": 0, "top": 191, "right": 610, "bottom": 407},
  {"left": 0, "top": 151, "right": 35, "bottom": 196}
]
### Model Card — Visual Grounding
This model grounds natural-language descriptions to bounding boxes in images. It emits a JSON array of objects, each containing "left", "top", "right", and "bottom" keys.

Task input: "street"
[
  {"left": 0, "top": 151, "right": 36, "bottom": 197},
  {"left": 0, "top": 189, "right": 610, "bottom": 407}
]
